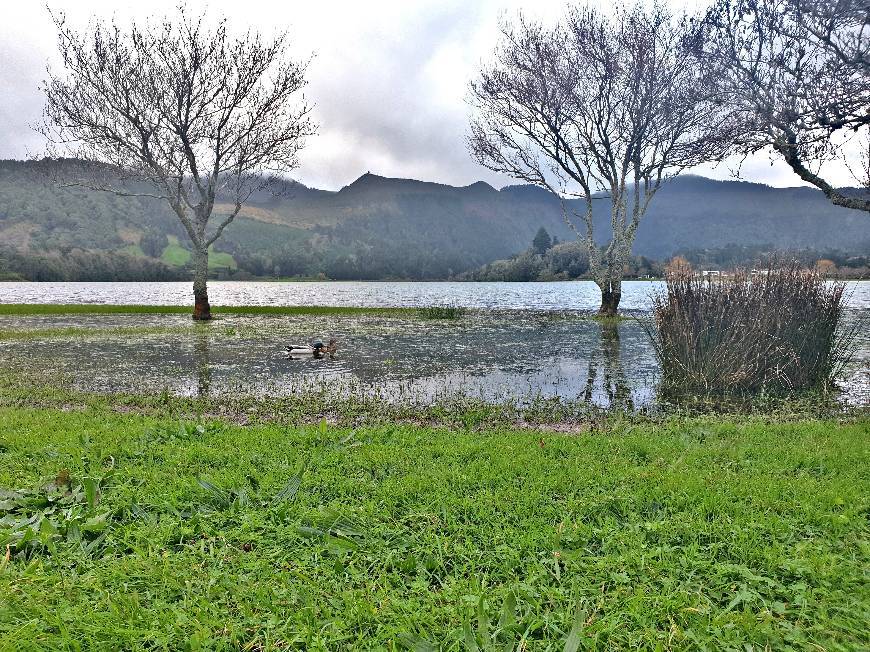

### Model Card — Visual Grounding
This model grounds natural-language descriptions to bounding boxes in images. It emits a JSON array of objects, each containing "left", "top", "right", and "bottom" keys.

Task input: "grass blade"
[
  {"left": 462, "top": 619, "right": 480, "bottom": 652},
  {"left": 498, "top": 591, "right": 516, "bottom": 631},
  {"left": 563, "top": 603, "right": 586, "bottom": 652},
  {"left": 273, "top": 461, "right": 309, "bottom": 504}
]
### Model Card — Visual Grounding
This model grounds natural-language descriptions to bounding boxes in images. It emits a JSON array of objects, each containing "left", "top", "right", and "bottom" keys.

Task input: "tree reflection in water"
[
  {"left": 194, "top": 327, "right": 211, "bottom": 398},
  {"left": 583, "top": 321, "right": 634, "bottom": 411}
]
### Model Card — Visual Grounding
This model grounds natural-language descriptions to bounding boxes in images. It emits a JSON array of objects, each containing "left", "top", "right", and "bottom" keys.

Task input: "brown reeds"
[{"left": 652, "top": 264, "right": 853, "bottom": 395}]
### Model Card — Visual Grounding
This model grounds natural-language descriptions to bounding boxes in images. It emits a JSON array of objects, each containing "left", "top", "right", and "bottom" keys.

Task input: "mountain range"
[{"left": 0, "top": 159, "right": 867, "bottom": 281}]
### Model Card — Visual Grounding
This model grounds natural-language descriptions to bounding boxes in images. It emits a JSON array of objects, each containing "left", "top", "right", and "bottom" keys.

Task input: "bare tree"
[
  {"left": 468, "top": 3, "right": 725, "bottom": 316},
  {"left": 40, "top": 8, "right": 315, "bottom": 319},
  {"left": 694, "top": 0, "right": 870, "bottom": 212}
]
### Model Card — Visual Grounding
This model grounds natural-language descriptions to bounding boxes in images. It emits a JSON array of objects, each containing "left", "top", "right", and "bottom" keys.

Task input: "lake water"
[
  {"left": 0, "top": 280, "right": 665, "bottom": 310},
  {"left": 2, "top": 279, "right": 870, "bottom": 310},
  {"left": 0, "top": 281, "right": 867, "bottom": 408}
]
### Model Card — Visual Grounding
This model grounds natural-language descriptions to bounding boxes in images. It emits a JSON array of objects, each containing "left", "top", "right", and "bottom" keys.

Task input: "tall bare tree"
[
  {"left": 40, "top": 8, "right": 315, "bottom": 318},
  {"left": 468, "top": 3, "right": 725, "bottom": 315},
  {"left": 694, "top": 0, "right": 870, "bottom": 212}
]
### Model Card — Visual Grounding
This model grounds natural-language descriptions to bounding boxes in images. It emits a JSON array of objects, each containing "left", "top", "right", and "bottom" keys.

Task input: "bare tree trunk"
[
  {"left": 468, "top": 7, "right": 725, "bottom": 325},
  {"left": 598, "top": 279, "right": 622, "bottom": 317},
  {"left": 192, "top": 246, "right": 211, "bottom": 321},
  {"left": 41, "top": 11, "right": 313, "bottom": 322}
]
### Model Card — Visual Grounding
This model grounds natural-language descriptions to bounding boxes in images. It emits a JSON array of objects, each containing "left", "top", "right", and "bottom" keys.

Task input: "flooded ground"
[
  {"left": 1, "top": 281, "right": 867, "bottom": 408},
  {"left": 0, "top": 309, "right": 866, "bottom": 409},
  {"left": 0, "top": 312, "right": 657, "bottom": 408}
]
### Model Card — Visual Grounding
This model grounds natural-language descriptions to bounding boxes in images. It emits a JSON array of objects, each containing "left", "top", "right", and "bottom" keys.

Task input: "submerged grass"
[
  {"left": 0, "top": 325, "right": 190, "bottom": 341},
  {"left": 2, "top": 360, "right": 859, "bottom": 433},
  {"left": 0, "top": 405, "right": 867, "bottom": 649},
  {"left": 418, "top": 305, "right": 467, "bottom": 320}
]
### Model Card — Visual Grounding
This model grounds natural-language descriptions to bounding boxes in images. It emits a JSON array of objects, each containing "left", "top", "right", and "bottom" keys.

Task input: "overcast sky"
[{"left": 0, "top": 0, "right": 858, "bottom": 190}]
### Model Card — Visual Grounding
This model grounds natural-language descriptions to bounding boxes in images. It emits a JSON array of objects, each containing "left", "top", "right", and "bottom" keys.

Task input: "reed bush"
[{"left": 652, "top": 264, "right": 853, "bottom": 394}]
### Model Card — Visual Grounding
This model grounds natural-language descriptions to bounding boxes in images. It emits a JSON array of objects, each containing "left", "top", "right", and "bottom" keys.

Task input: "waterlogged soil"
[
  {"left": 0, "top": 311, "right": 664, "bottom": 408},
  {"left": 1, "top": 310, "right": 867, "bottom": 408}
]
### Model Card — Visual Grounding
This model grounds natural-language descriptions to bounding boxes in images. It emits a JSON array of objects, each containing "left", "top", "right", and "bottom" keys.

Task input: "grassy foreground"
[{"left": 0, "top": 406, "right": 867, "bottom": 650}]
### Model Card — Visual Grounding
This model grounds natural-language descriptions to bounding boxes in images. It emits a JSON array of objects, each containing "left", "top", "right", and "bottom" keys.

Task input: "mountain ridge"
[{"left": 0, "top": 159, "right": 867, "bottom": 281}]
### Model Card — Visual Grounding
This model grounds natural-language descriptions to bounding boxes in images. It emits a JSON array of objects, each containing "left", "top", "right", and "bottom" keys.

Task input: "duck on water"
[{"left": 285, "top": 339, "right": 338, "bottom": 359}]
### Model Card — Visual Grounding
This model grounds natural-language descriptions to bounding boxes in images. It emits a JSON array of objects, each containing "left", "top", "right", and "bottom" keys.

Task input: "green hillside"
[
  {"left": 160, "top": 237, "right": 190, "bottom": 266},
  {"left": 0, "top": 159, "right": 867, "bottom": 281}
]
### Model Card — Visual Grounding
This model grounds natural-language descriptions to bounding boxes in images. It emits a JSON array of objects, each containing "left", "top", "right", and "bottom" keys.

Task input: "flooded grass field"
[
  {"left": 0, "top": 311, "right": 659, "bottom": 408},
  {"left": 1, "top": 280, "right": 867, "bottom": 409},
  {"left": 1, "top": 286, "right": 868, "bottom": 650},
  {"left": 1, "top": 308, "right": 866, "bottom": 409}
]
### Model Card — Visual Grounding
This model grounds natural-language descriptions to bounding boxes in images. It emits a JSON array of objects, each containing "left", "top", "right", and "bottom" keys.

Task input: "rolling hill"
[{"left": 0, "top": 159, "right": 867, "bottom": 280}]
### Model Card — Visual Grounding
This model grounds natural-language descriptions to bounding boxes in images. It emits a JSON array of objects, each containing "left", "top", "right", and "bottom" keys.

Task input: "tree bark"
[
  {"left": 598, "top": 284, "right": 622, "bottom": 317},
  {"left": 192, "top": 246, "right": 211, "bottom": 321}
]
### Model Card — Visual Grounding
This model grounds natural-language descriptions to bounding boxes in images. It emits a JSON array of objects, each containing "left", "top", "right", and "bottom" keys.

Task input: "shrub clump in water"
[{"left": 652, "top": 264, "right": 852, "bottom": 395}]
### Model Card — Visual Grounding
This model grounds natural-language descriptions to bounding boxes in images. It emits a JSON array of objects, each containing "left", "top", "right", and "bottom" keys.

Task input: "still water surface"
[{"left": 0, "top": 281, "right": 867, "bottom": 408}]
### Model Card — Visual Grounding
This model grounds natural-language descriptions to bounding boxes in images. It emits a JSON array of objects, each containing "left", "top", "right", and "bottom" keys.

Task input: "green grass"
[
  {"left": 0, "top": 325, "right": 186, "bottom": 341},
  {"left": 160, "top": 242, "right": 191, "bottom": 267},
  {"left": 119, "top": 244, "right": 146, "bottom": 258},
  {"left": 0, "top": 405, "right": 867, "bottom": 650},
  {"left": 158, "top": 237, "right": 237, "bottom": 270},
  {"left": 419, "top": 306, "right": 467, "bottom": 320},
  {"left": 208, "top": 249, "right": 237, "bottom": 271}
]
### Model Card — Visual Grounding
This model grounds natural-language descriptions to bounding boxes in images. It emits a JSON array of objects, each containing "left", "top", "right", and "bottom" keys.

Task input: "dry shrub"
[{"left": 652, "top": 264, "right": 853, "bottom": 395}]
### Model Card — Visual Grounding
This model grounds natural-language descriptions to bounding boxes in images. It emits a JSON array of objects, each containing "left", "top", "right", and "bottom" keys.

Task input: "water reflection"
[
  {"left": 583, "top": 323, "right": 634, "bottom": 411},
  {"left": 0, "top": 312, "right": 662, "bottom": 408},
  {"left": 194, "top": 326, "right": 211, "bottom": 398}
]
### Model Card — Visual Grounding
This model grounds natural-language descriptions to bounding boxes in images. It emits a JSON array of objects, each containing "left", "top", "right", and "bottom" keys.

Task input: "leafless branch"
[
  {"left": 468, "top": 2, "right": 727, "bottom": 313},
  {"left": 39, "top": 5, "right": 315, "bottom": 317},
  {"left": 693, "top": 0, "right": 870, "bottom": 211}
]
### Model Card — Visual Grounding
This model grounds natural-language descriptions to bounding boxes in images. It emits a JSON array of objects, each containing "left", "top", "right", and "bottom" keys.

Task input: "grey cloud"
[
  {"left": 0, "top": 34, "right": 50, "bottom": 159},
  {"left": 295, "top": 2, "right": 502, "bottom": 189},
  {"left": 0, "top": 0, "right": 852, "bottom": 192}
]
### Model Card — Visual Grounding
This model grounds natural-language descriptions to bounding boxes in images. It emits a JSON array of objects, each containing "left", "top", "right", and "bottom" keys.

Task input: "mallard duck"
[{"left": 285, "top": 338, "right": 338, "bottom": 358}]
